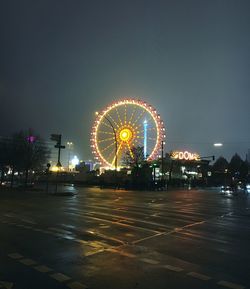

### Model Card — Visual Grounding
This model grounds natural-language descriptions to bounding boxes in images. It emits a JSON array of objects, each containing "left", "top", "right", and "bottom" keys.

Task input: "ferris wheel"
[{"left": 91, "top": 98, "right": 165, "bottom": 168}]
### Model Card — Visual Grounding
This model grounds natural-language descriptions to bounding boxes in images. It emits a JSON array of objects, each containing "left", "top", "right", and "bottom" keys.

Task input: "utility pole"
[
  {"left": 161, "top": 141, "right": 166, "bottom": 189},
  {"left": 50, "top": 134, "right": 65, "bottom": 193},
  {"left": 67, "top": 142, "right": 73, "bottom": 171}
]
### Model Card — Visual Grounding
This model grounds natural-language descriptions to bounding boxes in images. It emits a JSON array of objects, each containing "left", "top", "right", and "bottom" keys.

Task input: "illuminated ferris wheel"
[{"left": 91, "top": 98, "right": 165, "bottom": 168}]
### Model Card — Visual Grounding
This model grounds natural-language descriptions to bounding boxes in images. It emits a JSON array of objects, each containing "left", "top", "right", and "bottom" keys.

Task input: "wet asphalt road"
[{"left": 0, "top": 186, "right": 250, "bottom": 289}]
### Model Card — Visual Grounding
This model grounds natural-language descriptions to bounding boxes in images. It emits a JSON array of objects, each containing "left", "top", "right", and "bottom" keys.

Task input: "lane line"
[
  {"left": 163, "top": 264, "right": 183, "bottom": 272},
  {"left": 48, "top": 227, "right": 72, "bottom": 234},
  {"left": 217, "top": 280, "right": 245, "bottom": 289},
  {"left": 34, "top": 265, "right": 53, "bottom": 273},
  {"left": 84, "top": 249, "right": 105, "bottom": 257},
  {"left": 132, "top": 232, "right": 165, "bottom": 244},
  {"left": 133, "top": 220, "right": 205, "bottom": 244},
  {"left": 19, "top": 258, "right": 37, "bottom": 266},
  {"left": 140, "top": 258, "right": 160, "bottom": 265},
  {"left": 8, "top": 253, "right": 23, "bottom": 259},
  {"left": 187, "top": 271, "right": 211, "bottom": 281},
  {"left": 68, "top": 211, "right": 162, "bottom": 234},
  {"left": 106, "top": 248, "right": 136, "bottom": 258},
  {"left": 21, "top": 218, "right": 36, "bottom": 224},
  {"left": 50, "top": 273, "right": 71, "bottom": 282},
  {"left": 67, "top": 281, "right": 87, "bottom": 289}
]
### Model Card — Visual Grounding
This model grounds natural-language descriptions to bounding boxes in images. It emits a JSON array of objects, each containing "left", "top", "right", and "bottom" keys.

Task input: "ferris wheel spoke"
[
  {"left": 136, "top": 128, "right": 144, "bottom": 134},
  {"left": 101, "top": 121, "right": 116, "bottom": 130},
  {"left": 98, "top": 136, "right": 115, "bottom": 143},
  {"left": 100, "top": 141, "right": 116, "bottom": 153},
  {"left": 98, "top": 130, "right": 114, "bottom": 135},
  {"left": 123, "top": 104, "right": 127, "bottom": 124},
  {"left": 126, "top": 142, "right": 134, "bottom": 159},
  {"left": 106, "top": 113, "right": 120, "bottom": 129},
  {"left": 133, "top": 109, "right": 147, "bottom": 126},
  {"left": 115, "top": 108, "right": 123, "bottom": 126},
  {"left": 128, "top": 105, "right": 137, "bottom": 124},
  {"left": 111, "top": 142, "right": 122, "bottom": 166},
  {"left": 106, "top": 147, "right": 116, "bottom": 162}
]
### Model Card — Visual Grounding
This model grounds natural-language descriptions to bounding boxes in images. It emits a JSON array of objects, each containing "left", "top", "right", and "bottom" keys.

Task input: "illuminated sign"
[{"left": 171, "top": 151, "right": 200, "bottom": 161}]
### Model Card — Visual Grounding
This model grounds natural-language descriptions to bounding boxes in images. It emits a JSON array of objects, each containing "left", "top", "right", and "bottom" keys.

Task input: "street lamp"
[
  {"left": 214, "top": 143, "right": 223, "bottom": 147},
  {"left": 161, "top": 140, "right": 165, "bottom": 181},
  {"left": 95, "top": 112, "right": 118, "bottom": 171},
  {"left": 67, "top": 141, "right": 73, "bottom": 171}
]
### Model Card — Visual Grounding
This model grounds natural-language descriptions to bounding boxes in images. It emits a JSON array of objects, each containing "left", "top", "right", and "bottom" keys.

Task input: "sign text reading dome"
[{"left": 171, "top": 151, "right": 200, "bottom": 161}]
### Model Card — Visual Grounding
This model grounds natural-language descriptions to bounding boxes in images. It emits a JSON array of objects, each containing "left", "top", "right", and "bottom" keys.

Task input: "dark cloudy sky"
[{"left": 1, "top": 0, "right": 250, "bottom": 162}]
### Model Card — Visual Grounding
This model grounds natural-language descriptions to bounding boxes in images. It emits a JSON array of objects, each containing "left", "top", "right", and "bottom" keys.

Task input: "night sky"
[{"left": 1, "top": 0, "right": 250, "bottom": 163}]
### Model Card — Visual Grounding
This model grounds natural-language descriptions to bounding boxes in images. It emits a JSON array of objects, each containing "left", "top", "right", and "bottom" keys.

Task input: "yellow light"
[
  {"left": 51, "top": 165, "right": 59, "bottom": 172},
  {"left": 119, "top": 128, "right": 132, "bottom": 142}
]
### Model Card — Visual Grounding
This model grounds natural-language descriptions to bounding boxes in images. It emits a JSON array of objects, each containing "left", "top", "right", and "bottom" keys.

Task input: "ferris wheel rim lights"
[{"left": 91, "top": 98, "right": 166, "bottom": 168}]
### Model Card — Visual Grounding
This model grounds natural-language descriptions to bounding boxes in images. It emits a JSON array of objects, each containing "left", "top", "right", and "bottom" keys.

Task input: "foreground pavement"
[{"left": 0, "top": 186, "right": 250, "bottom": 289}]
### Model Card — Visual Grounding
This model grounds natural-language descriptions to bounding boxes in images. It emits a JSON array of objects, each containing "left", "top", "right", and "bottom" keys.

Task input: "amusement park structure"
[{"left": 91, "top": 98, "right": 165, "bottom": 169}]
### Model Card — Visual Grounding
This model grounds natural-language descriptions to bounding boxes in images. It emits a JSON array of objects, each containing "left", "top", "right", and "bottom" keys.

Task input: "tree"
[
  {"left": 239, "top": 160, "right": 248, "bottom": 180},
  {"left": 123, "top": 146, "right": 152, "bottom": 189},
  {"left": 9, "top": 129, "right": 50, "bottom": 186},
  {"left": 211, "top": 156, "right": 229, "bottom": 186},
  {"left": 229, "top": 153, "right": 243, "bottom": 178},
  {"left": 212, "top": 156, "right": 228, "bottom": 173},
  {"left": 123, "top": 146, "right": 145, "bottom": 169},
  {"left": 0, "top": 138, "right": 12, "bottom": 184}
]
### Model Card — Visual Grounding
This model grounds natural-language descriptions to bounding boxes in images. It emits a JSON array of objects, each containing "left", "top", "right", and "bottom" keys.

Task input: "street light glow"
[{"left": 214, "top": 143, "right": 223, "bottom": 147}]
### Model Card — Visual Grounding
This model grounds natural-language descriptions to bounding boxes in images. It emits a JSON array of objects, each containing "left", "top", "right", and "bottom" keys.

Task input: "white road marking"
[
  {"left": 133, "top": 232, "right": 165, "bottom": 244},
  {"left": 140, "top": 258, "right": 159, "bottom": 265},
  {"left": 99, "top": 225, "right": 110, "bottom": 229},
  {"left": 34, "top": 265, "right": 53, "bottom": 273},
  {"left": 50, "top": 273, "right": 71, "bottom": 282},
  {"left": 63, "top": 235, "right": 75, "bottom": 240},
  {"left": 217, "top": 280, "right": 245, "bottom": 289},
  {"left": 107, "top": 248, "right": 136, "bottom": 258},
  {"left": 21, "top": 218, "right": 36, "bottom": 224},
  {"left": 125, "top": 233, "right": 135, "bottom": 237},
  {"left": 0, "top": 281, "right": 14, "bottom": 289},
  {"left": 19, "top": 258, "right": 37, "bottom": 266},
  {"left": 84, "top": 249, "right": 104, "bottom": 257},
  {"left": 67, "top": 281, "right": 87, "bottom": 289},
  {"left": 8, "top": 253, "right": 23, "bottom": 259},
  {"left": 4, "top": 214, "right": 15, "bottom": 218},
  {"left": 74, "top": 239, "right": 89, "bottom": 245},
  {"left": 21, "top": 225, "right": 32, "bottom": 229},
  {"left": 163, "top": 264, "right": 183, "bottom": 272},
  {"left": 187, "top": 271, "right": 211, "bottom": 280},
  {"left": 48, "top": 227, "right": 72, "bottom": 234},
  {"left": 33, "top": 228, "right": 43, "bottom": 232}
]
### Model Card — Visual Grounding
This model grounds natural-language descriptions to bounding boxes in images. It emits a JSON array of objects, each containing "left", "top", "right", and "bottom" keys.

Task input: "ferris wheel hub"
[{"left": 119, "top": 128, "right": 133, "bottom": 142}]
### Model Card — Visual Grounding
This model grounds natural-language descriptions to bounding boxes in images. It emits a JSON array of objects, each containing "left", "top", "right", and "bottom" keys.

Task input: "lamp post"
[
  {"left": 96, "top": 112, "right": 118, "bottom": 171},
  {"left": 67, "top": 141, "right": 73, "bottom": 171},
  {"left": 161, "top": 140, "right": 165, "bottom": 181},
  {"left": 214, "top": 143, "right": 223, "bottom": 147}
]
